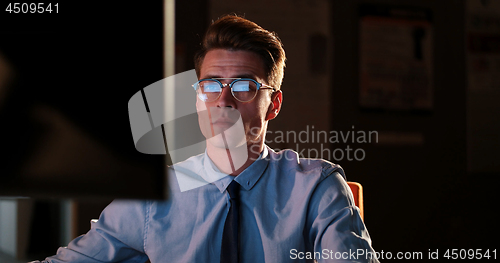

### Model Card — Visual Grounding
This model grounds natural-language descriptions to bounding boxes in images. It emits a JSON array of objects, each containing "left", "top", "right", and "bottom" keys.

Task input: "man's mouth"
[{"left": 212, "top": 118, "right": 236, "bottom": 126}]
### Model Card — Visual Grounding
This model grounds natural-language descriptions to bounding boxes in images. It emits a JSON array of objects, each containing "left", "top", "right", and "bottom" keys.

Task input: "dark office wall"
[
  {"left": 331, "top": 0, "right": 496, "bottom": 256},
  {"left": 175, "top": 0, "right": 209, "bottom": 73}
]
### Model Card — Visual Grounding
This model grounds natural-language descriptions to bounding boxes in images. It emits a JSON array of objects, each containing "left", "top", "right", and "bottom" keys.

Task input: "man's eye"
[
  {"left": 232, "top": 81, "right": 250, "bottom": 92},
  {"left": 203, "top": 83, "right": 221, "bottom": 92}
]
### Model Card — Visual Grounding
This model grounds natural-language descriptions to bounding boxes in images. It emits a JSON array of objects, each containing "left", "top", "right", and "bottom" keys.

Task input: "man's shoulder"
[{"left": 267, "top": 147, "right": 346, "bottom": 180}]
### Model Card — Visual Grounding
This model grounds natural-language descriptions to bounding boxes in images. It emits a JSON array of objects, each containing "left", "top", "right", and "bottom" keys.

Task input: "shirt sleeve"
[
  {"left": 32, "top": 200, "right": 151, "bottom": 263},
  {"left": 307, "top": 171, "right": 380, "bottom": 263}
]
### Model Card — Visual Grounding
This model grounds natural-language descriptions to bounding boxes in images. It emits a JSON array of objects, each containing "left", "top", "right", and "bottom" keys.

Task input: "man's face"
[{"left": 196, "top": 49, "right": 280, "bottom": 151}]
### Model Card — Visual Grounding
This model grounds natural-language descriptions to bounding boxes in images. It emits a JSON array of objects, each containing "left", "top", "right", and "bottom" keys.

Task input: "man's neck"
[{"left": 206, "top": 142, "right": 263, "bottom": 176}]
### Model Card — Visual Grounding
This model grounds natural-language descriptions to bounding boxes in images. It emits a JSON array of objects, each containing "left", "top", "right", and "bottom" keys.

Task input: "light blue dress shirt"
[{"left": 35, "top": 146, "right": 379, "bottom": 263}]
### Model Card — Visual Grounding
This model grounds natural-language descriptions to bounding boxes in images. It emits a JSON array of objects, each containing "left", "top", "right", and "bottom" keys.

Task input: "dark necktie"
[{"left": 221, "top": 180, "right": 240, "bottom": 263}]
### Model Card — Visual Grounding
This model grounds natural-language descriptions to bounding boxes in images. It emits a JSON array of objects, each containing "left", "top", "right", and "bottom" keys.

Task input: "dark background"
[
  {"left": 0, "top": 2, "right": 165, "bottom": 199},
  {"left": 329, "top": 0, "right": 498, "bottom": 257}
]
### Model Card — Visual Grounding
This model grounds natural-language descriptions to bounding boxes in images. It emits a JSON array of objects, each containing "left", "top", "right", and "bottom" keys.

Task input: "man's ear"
[{"left": 266, "top": 90, "right": 282, "bottom": 121}]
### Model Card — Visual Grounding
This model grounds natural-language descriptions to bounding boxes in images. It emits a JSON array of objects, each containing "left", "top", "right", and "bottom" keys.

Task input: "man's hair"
[{"left": 194, "top": 15, "right": 286, "bottom": 89}]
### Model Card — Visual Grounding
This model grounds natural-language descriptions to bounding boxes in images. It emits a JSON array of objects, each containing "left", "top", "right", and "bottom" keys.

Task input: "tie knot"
[{"left": 227, "top": 180, "right": 240, "bottom": 199}]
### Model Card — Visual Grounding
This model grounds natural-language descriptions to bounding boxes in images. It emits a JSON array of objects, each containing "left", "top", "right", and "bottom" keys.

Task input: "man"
[{"left": 32, "top": 15, "right": 379, "bottom": 263}]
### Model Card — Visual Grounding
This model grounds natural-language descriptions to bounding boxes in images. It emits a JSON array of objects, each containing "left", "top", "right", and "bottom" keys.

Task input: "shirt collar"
[{"left": 204, "top": 146, "right": 270, "bottom": 193}]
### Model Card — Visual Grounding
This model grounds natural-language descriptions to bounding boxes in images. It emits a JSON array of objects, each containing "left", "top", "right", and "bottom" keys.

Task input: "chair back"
[{"left": 347, "top": 181, "right": 364, "bottom": 221}]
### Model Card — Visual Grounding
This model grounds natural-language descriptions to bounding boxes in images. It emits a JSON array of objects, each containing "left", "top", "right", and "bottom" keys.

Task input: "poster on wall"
[
  {"left": 359, "top": 5, "right": 433, "bottom": 111},
  {"left": 466, "top": 0, "right": 500, "bottom": 92}
]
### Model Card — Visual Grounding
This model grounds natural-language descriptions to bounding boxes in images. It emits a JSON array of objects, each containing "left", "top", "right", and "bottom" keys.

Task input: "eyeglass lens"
[{"left": 196, "top": 80, "right": 257, "bottom": 102}]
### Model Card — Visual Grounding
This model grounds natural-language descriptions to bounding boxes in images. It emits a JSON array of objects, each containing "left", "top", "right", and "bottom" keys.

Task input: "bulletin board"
[{"left": 359, "top": 5, "right": 434, "bottom": 111}]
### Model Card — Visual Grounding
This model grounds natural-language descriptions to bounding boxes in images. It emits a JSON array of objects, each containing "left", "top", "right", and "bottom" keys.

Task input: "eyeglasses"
[{"left": 192, "top": 78, "right": 276, "bottom": 102}]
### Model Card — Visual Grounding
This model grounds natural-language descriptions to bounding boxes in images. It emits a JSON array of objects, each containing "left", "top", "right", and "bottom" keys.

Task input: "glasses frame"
[{"left": 192, "top": 78, "right": 276, "bottom": 102}]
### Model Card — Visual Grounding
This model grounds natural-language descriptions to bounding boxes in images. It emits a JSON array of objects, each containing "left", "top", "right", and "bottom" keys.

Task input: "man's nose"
[{"left": 216, "top": 84, "right": 236, "bottom": 108}]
